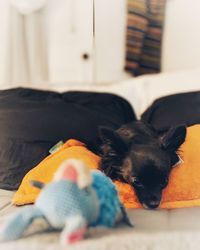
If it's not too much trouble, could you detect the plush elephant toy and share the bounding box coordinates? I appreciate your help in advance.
[0,159,132,246]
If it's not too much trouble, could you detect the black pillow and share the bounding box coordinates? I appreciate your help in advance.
[141,91,200,131]
[0,88,136,190]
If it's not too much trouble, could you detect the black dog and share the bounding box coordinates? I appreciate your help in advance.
[98,121,186,209]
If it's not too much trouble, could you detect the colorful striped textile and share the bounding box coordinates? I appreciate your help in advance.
[125,0,166,76]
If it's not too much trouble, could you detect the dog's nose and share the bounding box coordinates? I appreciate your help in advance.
[146,201,160,209]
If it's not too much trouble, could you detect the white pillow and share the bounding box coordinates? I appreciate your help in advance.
[138,68,200,116]
[104,68,200,118]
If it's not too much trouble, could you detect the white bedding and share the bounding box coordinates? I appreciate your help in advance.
[1,69,200,249]
[39,67,200,118]
[1,191,200,250]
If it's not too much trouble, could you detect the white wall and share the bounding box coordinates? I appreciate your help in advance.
[95,0,200,77]
[47,0,200,83]
[1,0,200,87]
[95,0,128,83]
[0,0,129,86]
[162,0,200,72]
[0,0,95,86]
[0,1,10,86]
[45,0,94,84]
[47,0,128,84]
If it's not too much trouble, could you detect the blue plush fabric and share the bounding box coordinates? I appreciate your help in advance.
[35,180,100,228]
[91,171,122,227]
[0,206,43,241]
[0,170,125,243]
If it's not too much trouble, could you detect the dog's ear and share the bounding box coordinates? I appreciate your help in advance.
[99,127,127,156]
[160,125,186,151]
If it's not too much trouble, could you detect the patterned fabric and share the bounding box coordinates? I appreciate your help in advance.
[125,0,166,76]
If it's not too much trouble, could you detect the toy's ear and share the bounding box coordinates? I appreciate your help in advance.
[54,159,92,189]
[60,164,78,182]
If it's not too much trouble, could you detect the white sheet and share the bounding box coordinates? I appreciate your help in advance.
[1,201,200,250]
[99,68,200,117]
[0,190,14,214]
[40,68,200,118]
[1,68,200,118]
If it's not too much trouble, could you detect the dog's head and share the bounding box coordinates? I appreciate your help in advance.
[99,122,186,209]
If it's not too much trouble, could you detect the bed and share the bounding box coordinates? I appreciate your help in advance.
[1,68,200,250]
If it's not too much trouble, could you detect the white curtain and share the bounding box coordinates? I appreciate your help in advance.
[5,0,48,86]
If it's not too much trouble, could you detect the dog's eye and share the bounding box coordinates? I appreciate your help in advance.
[131,177,143,187]
[160,178,168,188]
[131,176,137,184]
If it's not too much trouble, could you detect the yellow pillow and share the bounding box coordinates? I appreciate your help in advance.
[13,139,100,205]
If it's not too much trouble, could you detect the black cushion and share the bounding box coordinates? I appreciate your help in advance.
[141,91,200,131]
[0,88,136,190]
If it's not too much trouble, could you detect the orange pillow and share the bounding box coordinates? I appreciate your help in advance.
[13,139,100,205]
[13,125,200,209]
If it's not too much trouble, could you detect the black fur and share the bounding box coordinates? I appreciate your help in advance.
[98,121,186,209]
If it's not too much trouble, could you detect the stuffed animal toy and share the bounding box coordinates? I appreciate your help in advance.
[0,159,132,246]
